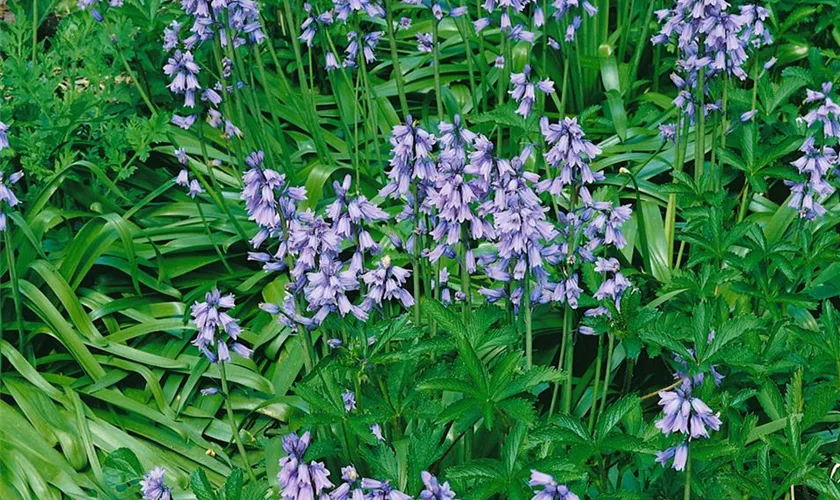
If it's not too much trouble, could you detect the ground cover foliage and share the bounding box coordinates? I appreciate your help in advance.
[1,0,840,498]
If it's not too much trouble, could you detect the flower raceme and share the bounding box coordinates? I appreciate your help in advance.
[529,470,580,500]
[190,288,252,363]
[140,467,172,500]
[654,380,722,471]
[277,432,460,500]
[278,432,334,500]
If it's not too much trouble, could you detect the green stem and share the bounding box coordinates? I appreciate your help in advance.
[412,184,422,326]
[31,0,37,63]
[4,230,24,351]
[587,334,604,433]
[548,305,571,417]
[106,21,157,116]
[693,67,706,185]
[280,0,331,165]
[461,232,471,325]
[523,272,533,369]
[561,305,574,413]
[596,334,615,424]
[737,181,750,222]
[194,200,234,275]
[628,0,656,101]
[432,16,444,119]
[385,0,410,117]
[718,74,729,191]
[683,443,692,500]
[252,48,287,161]
[219,363,257,482]
[560,55,570,117]
[454,12,478,110]
[666,116,688,268]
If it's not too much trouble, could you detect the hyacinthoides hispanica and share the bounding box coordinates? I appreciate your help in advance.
[652,1,775,268]
[0,163,24,352]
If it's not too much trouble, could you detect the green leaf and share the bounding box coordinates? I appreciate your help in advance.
[595,395,640,441]
[102,448,144,492]
[223,468,244,500]
[191,469,218,500]
[424,298,467,336]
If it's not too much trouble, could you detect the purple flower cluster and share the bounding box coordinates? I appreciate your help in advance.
[331,465,366,500]
[509,65,555,118]
[277,432,462,500]
[327,175,388,272]
[140,467,172,500]
[529,470,579,500]
[550,0,597,41]
[538,117,603,197]
[278,432,334,500]
[77,0,121,22]
[787,83,840,219]
[652,1,773,126]
[300,3,335,47]
[361,256,415,311]
[381,116,438,199]
[161,0,261,138]
[173,148,205,198]
[190,288,252,363]
[362,478,413,500]
[0,170,23,233]
[654,379,722,471]
[246,162,414,331]
[420,471,456,500]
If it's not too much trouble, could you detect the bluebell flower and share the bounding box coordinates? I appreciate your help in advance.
[171,114,196,129]
[370,424,385,442]
[417,32,434,53]
[786,179,833,220]
[278,432,334,500]
[593,257,631,307]
[656,442,689,471]
[300,5,335,47]
[342,391,356,412]
[361,256,415,311]
[655,385,721,438]
[538,117,603,196]
[331,465,365,500]
[380,116,437,199]
[190,288,250,363]
[242,160,307,232]
[508,24,536,43]
[450,6,467,17]
[163,21,181,51]
[529,470,579,500]
[334,0,384,21]
[289,210,342,280]
[509,65,554,118]
[659,123,677,142]
[0,170,23,232]
[420,471,456,499]
[736,4,772,48]
[474,17,491,32]
[305,256,368,322]
[361,478,412,500]
[326,174,388,259]
[164,50,201,107]
[803,86,840,139]
[140,467,172,500]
